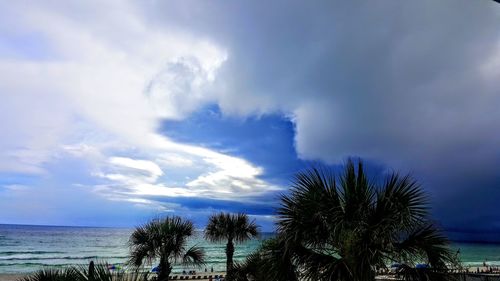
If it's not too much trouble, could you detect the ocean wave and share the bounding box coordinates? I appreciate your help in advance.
[463,261,500,266]
[0,262,75,267]
[0,262,127,267]
[0,251,65,255]
[0,255,129,261]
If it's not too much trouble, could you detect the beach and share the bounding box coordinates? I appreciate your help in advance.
[0,272,230,281]
[4,268,500,281]
[0,274,22,281]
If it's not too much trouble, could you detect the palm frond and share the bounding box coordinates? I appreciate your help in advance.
[19,267,81,281]
[277,167,343,248]
[233,213,259,243]
[128,216,202,279]
[233,237,298,281]
[182,245,205,267]
[375,173,428,230]
[292,243,349,281]
[275,158,453,281]
[395,224,453,268]
[204,212,229,242]
[339,159,375,222]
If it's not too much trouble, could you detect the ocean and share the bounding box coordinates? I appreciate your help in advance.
[1,224,499,274]
[0,224,272,274]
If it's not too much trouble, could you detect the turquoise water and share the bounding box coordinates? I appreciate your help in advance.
[1,224,500,274]
[0,224,271,274]
[453,243,500,267]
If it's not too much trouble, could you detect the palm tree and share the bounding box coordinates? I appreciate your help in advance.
[129,216,204,281]
[20,268,81,281]
[204,213,259,280]
[233,236,298,281]
[20,261,150,281]
[275,159,454,281]
[76,261,150,281]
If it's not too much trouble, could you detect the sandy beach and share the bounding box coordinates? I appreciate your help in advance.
[0,274,23,281]
[0,272,228,281]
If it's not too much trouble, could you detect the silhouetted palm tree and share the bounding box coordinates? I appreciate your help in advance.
[275,159,454,281]
[204,213,259,280]
[20,268,81,281]
[233,236,298,281]
[129,216,204,281]
[76,262,150,281]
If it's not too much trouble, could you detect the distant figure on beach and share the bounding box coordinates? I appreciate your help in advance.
[211,266,213,272]
[205,267,207,272]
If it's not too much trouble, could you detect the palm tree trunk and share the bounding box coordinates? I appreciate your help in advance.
[226,239,235,278]
[158,257,172,281]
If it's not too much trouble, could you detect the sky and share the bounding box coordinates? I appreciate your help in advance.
[0,0,499,233]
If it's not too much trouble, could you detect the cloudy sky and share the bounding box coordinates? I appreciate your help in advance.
[0,0,499,232]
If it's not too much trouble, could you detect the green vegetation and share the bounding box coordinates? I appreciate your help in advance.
[238,159,454,281]
[129,216,204,281]
[204,213,259,280]
[19,262,149,281]
[232,236,297,281]
[19,268,81,281]
[19,159,456,281]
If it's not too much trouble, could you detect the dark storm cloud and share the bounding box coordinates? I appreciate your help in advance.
[139,0,500,230]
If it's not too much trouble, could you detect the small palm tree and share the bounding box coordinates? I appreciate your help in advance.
[76,261,150,281]
[204,213,259,280]
[276,159,454,281]
[129,216,204,281]
[20,268,81,281]
[20,262,150,281]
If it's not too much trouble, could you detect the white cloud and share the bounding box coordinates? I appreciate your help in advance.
[3,0,499,229]
[125,0,500,226]
[109,157,163,182]
[0,0,278,212]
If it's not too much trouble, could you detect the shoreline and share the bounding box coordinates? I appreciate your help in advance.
[2,267,500,281]
[0,271,228,281]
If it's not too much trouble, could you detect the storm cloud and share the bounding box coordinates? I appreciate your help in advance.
[141,0,500,229]
[0,0,499,230]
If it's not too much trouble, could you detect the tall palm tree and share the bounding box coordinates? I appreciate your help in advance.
[129,216,204,281]
[204,213,259,280]
[276,159,454,281]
